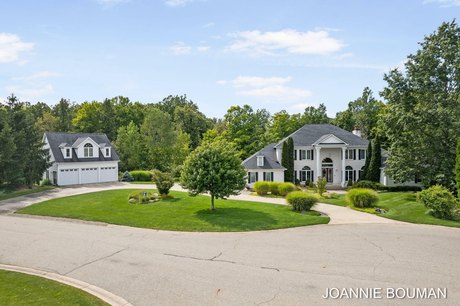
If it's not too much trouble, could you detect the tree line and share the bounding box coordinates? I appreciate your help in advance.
[1,20,459,193]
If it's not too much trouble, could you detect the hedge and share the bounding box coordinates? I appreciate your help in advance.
[346,188,379,208]
[254,181,271,195]
[286,191,319,211]
[129,170,153,182]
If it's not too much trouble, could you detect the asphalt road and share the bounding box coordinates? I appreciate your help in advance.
[0,214,459,305]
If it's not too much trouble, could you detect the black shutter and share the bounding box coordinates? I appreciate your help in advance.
[255,172,258,182]
[312,171,314,182]
[354,149,357,160]
[294,150,297,160]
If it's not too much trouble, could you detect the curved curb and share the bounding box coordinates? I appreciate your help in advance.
[0,264,132,306]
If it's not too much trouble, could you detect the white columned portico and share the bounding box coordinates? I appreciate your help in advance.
[341,146,347,187]
[315,146,321,182]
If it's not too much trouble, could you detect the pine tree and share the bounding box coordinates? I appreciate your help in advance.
[367,137,382,182]
[362,140,372,180]
[455,137,460,196]
[281,137,295,183]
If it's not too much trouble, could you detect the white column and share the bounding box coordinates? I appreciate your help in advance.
[341,147,347,187]
[315,146,321,182]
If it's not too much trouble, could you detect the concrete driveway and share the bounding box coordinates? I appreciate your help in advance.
[0,182,396,225]
[0,215,459,305]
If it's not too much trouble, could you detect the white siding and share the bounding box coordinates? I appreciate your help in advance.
[55,161,118,186]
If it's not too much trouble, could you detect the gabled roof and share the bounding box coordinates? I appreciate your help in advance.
[242,143,286,170]
[44,132,120,163]
[274,124,368,148]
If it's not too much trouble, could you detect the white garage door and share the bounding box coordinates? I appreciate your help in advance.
[100,166,117,183]
[81,167,98,184]
[58,168,79,186]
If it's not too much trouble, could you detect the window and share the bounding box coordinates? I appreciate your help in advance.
[65,148,71,158]
[306,149,314,160]
[358,149,366,160]
[345,149,356,160]
[248,172,258,183]
[345,166,355,182]
[299,150,306,160]
[256,156,264,167]
[359,166,365,180]
[84,143,93,157]
[300,166,313,182]
[263,172,274,182]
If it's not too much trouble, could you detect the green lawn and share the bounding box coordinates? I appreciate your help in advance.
[128,181,154,184]
[321,192,460,228]
[17,189,329,232]
[0,269,107,306]
[0,186,55,202]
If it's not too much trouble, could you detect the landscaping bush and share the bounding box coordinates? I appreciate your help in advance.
[379,185,422,192]
[129,170,153,182]
[40,179,52,186]
[254,181,270,195]
[322,192,339,199]
[316,176,327,196]
[352,180,379,190]
[346,188,379,208]
[269,182,281,195]
[417,185,458,219]
[278,182,297,196]
[128,190,159,204]
[152,170,174,195]
[121,171,134,182]
[286,191,319,212]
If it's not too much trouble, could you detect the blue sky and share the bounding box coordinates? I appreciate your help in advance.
[0,0,458,118]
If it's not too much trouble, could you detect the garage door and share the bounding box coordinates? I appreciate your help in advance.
[81,167,98,184]
[100,166,117,183]
[58,168,79,186]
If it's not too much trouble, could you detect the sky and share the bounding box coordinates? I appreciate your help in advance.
[0,0,459,118]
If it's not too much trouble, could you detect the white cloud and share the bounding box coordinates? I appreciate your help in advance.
[12,71,60,81]
[164,0,205,7]
[170,42,192,55]
[0,33,34,64]
[203,22,215,28]
[217,76,311,101]
[5,84,54,100]
[227,29,345,56]
[424,0,460,7]
[197,46,210,52]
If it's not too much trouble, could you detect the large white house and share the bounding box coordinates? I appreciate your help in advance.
[243,124,417,188]
[43,132,119,186]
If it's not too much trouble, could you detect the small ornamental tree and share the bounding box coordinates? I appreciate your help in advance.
[180,140,246,210]
[282,137,294,183]
[316,176,327,196]
[152,170,174,195]
[367,137,381,182]
[362,140,372,180]
[455,137,460,196]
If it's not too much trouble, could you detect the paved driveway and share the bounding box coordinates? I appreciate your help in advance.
[0,215,459,305]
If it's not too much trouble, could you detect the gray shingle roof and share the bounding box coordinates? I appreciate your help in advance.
[242,143,286,170]
[274,124,368,148]
[45,132,120,163]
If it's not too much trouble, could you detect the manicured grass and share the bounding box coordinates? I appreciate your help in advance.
[0,186,55,202]
[128,181,154,185]
[17,189,329,232]
[0,269,107,306]
[321,192,460,228]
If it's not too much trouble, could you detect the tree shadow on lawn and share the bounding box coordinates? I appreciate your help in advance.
[195,207,278,230]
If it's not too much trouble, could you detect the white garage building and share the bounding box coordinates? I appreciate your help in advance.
[43,132,120,186]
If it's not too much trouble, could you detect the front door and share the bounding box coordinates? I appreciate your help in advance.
[322,167,333,183]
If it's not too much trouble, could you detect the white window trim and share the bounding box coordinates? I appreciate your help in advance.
[256,156,264,167]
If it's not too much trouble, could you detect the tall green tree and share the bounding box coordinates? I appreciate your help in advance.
[367,137,381,182]
[223,105,270,159]
[72,101,103,133]
[302,103,330,124]
[156,95,197,121]
[380,20,460,186]
[174,104,212,149]
[265,111,303,142]
[281,137,294,182]
[361,140,372,180]
[52,98,74,132]
[180,140,246,210]
[115,122,146,171]
[0,109,16,184]
[455,137,460,195]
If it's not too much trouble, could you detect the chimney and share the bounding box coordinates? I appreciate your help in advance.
[352,127,362,138]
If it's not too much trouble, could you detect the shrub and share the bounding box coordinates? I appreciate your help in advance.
[129,170,153,182]
[379,185,422,192]
[40,179,52,186]
[352,180,379,190]
[316,176,327,196]
[254,181,270,195]
[286,191,319,212]
[269,182,280,195]
[128,190,159,204]
[152,170,174,195]
[417,185,458,219]
[322,192,339,199]
[121,171,134,182]
[278,182,297,196]
[346,188,379,208]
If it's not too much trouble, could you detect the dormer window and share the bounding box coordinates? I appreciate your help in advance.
[84,143,94,157]
[105,148,110,157]
[257,156,264,167]
[65,148,71,158]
